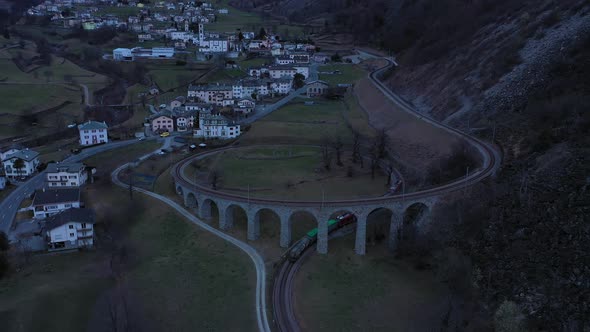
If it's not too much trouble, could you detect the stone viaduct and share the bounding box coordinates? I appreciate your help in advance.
[173,168,438,255]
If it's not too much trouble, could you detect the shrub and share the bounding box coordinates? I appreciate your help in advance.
[494,301,526,332]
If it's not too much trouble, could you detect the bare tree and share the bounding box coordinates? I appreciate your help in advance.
[140,94,147,110]
[376,128,388,159]
[320,136,332,171]
[209,169,221,190]
[43,69,53,82]
[127,165,135,199]
[351,129,361,164]
[384,157,396,186]
[332,135,343,166]
[369,142,379,179]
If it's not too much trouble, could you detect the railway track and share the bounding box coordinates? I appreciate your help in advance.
[170,57,502,332]
[272,254,309,332]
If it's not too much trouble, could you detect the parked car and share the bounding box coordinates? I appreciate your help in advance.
[160,132,170,137]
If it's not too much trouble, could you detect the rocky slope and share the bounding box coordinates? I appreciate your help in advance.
[235,0,590,330]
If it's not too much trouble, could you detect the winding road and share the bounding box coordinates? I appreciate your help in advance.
[110,144,272,332]
[0,139,153,235]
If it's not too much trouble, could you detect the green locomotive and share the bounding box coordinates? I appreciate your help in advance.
[287,213,357,262]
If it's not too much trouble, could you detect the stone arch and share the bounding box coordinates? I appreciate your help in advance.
[185,192,198,208]
[223,204,247,231]
[401,202,431,253]
[252,208,283,246]
[199,198,219,223]
[365,207,397,254]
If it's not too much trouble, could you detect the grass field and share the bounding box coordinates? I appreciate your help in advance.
[0,84,79,115]
[294,235,450,332]
[238,57,271,69]
[242,96,374,146]
[0,52,109,140]
[0,141,257,332]
[207,0,305,37]
[0,253,113,332]
[147,64,212,91]
[85,142,256,331]
[186,145,388,200]
[318,64,366,85]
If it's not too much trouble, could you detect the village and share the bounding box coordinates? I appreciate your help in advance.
[0,0,350,254]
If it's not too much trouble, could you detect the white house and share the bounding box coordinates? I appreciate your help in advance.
[2,149,40,180]
[46,162,88,187]
[78,121,109,146]
[232,80,270,99]
[0,144,23,161]
[276,55,295,65]
[113,48,134,61]
[271,78,293,95]
[234,98,256,114]
[44,208,95,250]
[33,188,81,219]
[194,111,241,139]
[199,37,229,53]
[306,80,330,97]
[152,47,175,58]
[268,65,297,79]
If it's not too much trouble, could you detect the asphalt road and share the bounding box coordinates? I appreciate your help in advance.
[110,145,272,332]
[240,63,319,125]
[0,139,152,235]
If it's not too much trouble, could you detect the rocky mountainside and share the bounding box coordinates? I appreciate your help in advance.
[235,0,590,330]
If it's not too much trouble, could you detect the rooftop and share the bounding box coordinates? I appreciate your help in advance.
[5,149,39,162]
[78,121,108,131]
[46,162,85,174]
[44,208,96,231]
[33,188,80,206]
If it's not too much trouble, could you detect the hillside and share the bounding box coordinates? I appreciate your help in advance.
[235,0,590,330]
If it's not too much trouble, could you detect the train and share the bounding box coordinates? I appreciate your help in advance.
[286,213,357,262]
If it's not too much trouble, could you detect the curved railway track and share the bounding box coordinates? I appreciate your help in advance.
[170,57,502,332]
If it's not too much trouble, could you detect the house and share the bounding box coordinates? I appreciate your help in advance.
[33,188,81,219]
[152,47,175,58]
[113,48,134,61]
[313,53,330,63]
[293,65,310,79]
[170,96,186,109]
[188,84,233,105]
[46,162,88,187]
[78,121,109,146]
[199,37,230,53]
[0,144,24,161]
[270,78,293,95]
[306,80,330,97]
[194,111,241,139]
[2,149,40,180]
[234,98,256,114]
[172,108,197,132]
[0,176,6,190]
[276,55,295,65]
[44,208,95,250]
[138,33,153,42]
[150,112,174,133]
[185,102,213,112]
[232,79,269,99]
[268,65,297,79]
